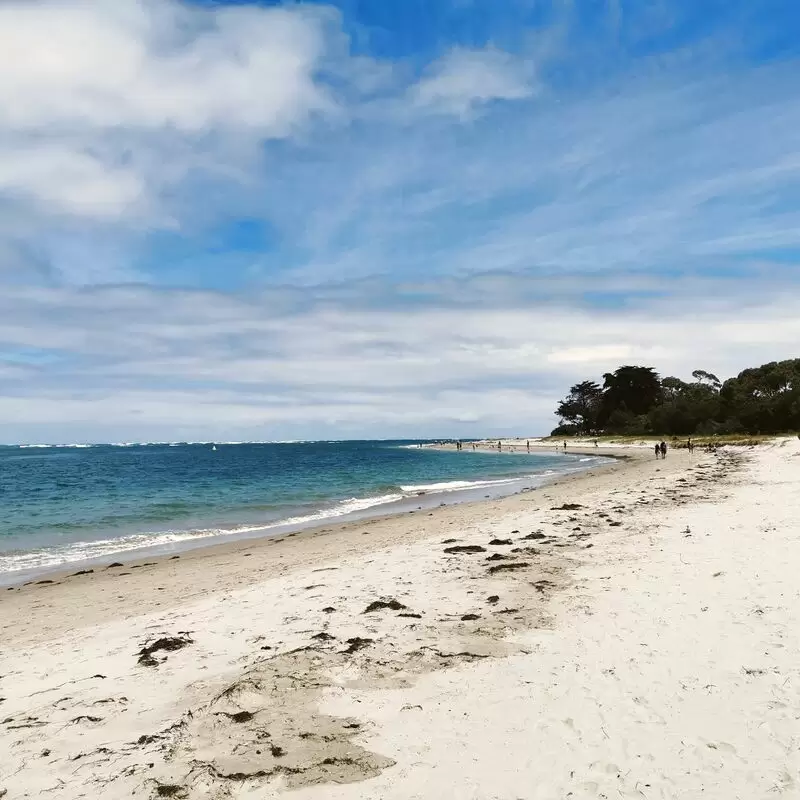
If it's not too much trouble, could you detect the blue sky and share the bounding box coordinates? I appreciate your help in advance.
[1,0,799,443]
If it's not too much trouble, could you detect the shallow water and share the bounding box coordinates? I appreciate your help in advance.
[0,440,608,578]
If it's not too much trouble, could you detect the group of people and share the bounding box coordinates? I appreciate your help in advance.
[453,439,535,452]
[453,436,717,459]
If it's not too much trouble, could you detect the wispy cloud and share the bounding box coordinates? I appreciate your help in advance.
[409,46,535,116]
[2,273,798,441]
[0,0,342,284]
[266,57,800,286]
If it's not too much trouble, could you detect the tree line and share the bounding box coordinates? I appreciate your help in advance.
[552,359,800,436]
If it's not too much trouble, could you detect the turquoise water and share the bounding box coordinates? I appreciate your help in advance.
[0,440,607,580]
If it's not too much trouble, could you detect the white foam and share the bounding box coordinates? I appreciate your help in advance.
[400,477,524,494]
[17,443,95,449]
[0,493,405,574]
[12,439,402,449]
[272,493,404,527]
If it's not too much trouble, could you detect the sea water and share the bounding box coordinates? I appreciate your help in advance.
[0,440,608,582]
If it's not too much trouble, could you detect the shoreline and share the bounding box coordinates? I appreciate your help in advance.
[1,447,616,589]
[1,445,643,640]
[4,440,795,798]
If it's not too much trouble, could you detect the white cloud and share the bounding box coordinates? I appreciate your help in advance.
[0,0,332,132]
[1,278,798,442]
[546,345,636,365]
[0,145,145,217]
[410,47,534,116]
[0,0,338,224]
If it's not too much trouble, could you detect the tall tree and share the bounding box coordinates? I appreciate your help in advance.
[556,380,603,433]
[552,359,799,436]
[720,359,800,433]
[601,366,662,417]
[661,376,689,401]
[691,369,721,389]
[651,375,721,435]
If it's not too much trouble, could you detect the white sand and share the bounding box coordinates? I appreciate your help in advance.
[1,439,798,798]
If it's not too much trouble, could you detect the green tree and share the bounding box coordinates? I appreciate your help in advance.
[691,369,721,388]
[721,359,800,433]
[553,359,799,437]
[661,376,689,401]
[649,375,721,435]
[601,366,662,420]
[556,380,603,434]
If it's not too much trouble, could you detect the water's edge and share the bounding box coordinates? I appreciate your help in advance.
[0,452,613,587]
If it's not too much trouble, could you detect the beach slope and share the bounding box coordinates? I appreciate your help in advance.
[1,439,798,798]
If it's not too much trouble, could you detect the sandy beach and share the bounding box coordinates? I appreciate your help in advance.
[2,439,798,798]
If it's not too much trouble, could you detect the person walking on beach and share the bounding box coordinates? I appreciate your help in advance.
[660,441,667,459]
[655,443,661,459]
[526,440,530,452]
[498,440,502,451]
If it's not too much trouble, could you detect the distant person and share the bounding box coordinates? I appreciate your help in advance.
[660,441,667,458]
[655,443,660,459]
[498,440,502,451]
[563,441,567,451]
[526,440,530,452]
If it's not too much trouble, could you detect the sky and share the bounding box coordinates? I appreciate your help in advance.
[2,0,800,443]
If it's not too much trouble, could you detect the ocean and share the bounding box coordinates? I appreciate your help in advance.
[0,440,608,582]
